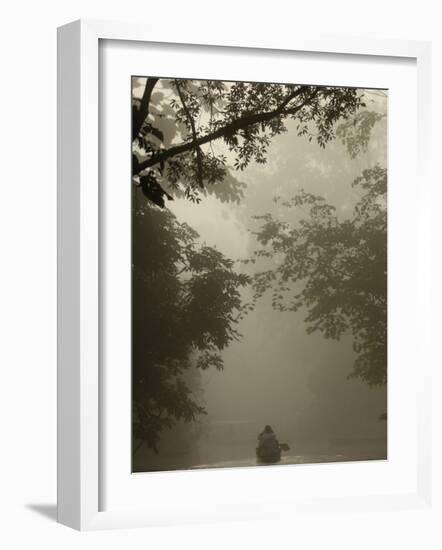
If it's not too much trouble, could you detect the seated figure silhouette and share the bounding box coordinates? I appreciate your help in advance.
[257,425,281,463]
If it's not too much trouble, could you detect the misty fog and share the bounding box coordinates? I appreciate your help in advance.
[132,79,387,472]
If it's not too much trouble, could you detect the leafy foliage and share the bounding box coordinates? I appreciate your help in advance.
[133,200,250,451]
[251,166,387,386]
[132,78,366,205]
[336,110,386,159]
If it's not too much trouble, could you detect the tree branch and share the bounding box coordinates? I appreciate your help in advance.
[175,81,204,188]
[132,77,159,140]
[135,86,317,174]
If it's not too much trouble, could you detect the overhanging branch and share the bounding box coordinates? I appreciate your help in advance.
[135,86,318,175]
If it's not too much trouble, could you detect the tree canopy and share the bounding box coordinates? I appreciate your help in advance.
[251,165,387,386]
[132,79,366,206]
[132,201,250,451]
[132,78,387,455]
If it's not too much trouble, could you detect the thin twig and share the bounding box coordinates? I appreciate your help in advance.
[175,81,204,188]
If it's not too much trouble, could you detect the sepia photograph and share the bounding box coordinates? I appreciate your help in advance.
[131,77,387,473]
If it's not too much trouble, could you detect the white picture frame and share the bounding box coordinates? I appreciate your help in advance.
[57,19,432,531]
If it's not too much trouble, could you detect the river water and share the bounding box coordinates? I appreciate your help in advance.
[133,439,387,473]
[190,452,384,470]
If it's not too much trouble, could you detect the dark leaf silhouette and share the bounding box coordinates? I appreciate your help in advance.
[139,173,173,208]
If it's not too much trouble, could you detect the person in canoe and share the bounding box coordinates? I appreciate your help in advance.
[257,425,281,463]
